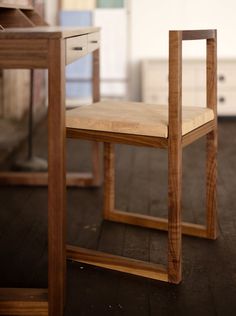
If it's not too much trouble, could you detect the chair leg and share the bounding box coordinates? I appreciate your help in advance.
[168,142,182,284]
[206,129,217,239]
[91,141,101,186]
[103,142,115,219]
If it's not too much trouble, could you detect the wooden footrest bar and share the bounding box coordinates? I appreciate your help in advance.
[0,288,48,315]
[0,172,97,187]
[66,245,168,282]
[107,209,209,238]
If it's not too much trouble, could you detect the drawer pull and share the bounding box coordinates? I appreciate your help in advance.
[218,74,225,82]
[219,96,225,103]
[72,46,85,51]
[90,40,98,44]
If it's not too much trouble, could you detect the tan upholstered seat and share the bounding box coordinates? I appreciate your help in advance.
[66,101,214,138]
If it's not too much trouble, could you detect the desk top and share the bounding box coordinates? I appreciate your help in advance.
[0,26,100,39]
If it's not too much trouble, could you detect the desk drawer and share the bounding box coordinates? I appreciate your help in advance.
[88,32,100,53]
[66,35,88,64]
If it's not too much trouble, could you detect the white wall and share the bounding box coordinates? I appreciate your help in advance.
[130,0,236,100]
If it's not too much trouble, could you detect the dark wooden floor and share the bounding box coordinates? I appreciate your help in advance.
[0,118,236,315]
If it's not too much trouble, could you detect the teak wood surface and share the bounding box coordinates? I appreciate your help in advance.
[0,4,101,316]
[66,29,217,286]
[0,288,48,315]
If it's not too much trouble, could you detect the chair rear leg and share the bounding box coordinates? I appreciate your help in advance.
[168,143,182,284]
[92,141,101,186]
[206,129,217,239]
[103,142,115,219]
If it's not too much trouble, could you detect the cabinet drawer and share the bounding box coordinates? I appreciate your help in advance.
[142,60,201,90]
[88,32,100,53]
[217,90,236,115]
[66,35,88,64]
[218,62,236,88]
[218,90,236,108]
[143,89,206,107]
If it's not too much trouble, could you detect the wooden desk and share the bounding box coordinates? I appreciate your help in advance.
[0,26,100,316]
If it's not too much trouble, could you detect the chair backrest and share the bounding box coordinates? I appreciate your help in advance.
[168,29,217,142]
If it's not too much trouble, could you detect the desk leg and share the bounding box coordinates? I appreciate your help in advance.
[48,39,66,316]
[91,49,101,186]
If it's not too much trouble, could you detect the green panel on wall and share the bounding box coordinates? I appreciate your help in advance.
[97,0,124,8]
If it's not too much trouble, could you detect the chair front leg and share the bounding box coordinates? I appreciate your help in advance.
[206,129,217,239]
[103,142,115,219]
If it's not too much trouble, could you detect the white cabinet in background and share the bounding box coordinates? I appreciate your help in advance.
[142,59,236,116]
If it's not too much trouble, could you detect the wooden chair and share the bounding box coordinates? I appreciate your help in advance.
[66,30,217,284]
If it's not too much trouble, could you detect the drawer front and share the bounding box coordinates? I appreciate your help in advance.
[143,88,207,107]
[218,90,236,108]
[66,35,88,64]
[88,32,100,53]
[189,90,236,115]
[218,62,236,89]
[142,60,202,90]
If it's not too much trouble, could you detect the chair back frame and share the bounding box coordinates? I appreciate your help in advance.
[168,29,217,138]
[167,29,217,283]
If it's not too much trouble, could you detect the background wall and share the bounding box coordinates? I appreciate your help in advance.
[130,0,236,100]
[45,0,236,101]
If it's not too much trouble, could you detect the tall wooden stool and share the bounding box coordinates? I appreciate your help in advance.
[66,30,217,284]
